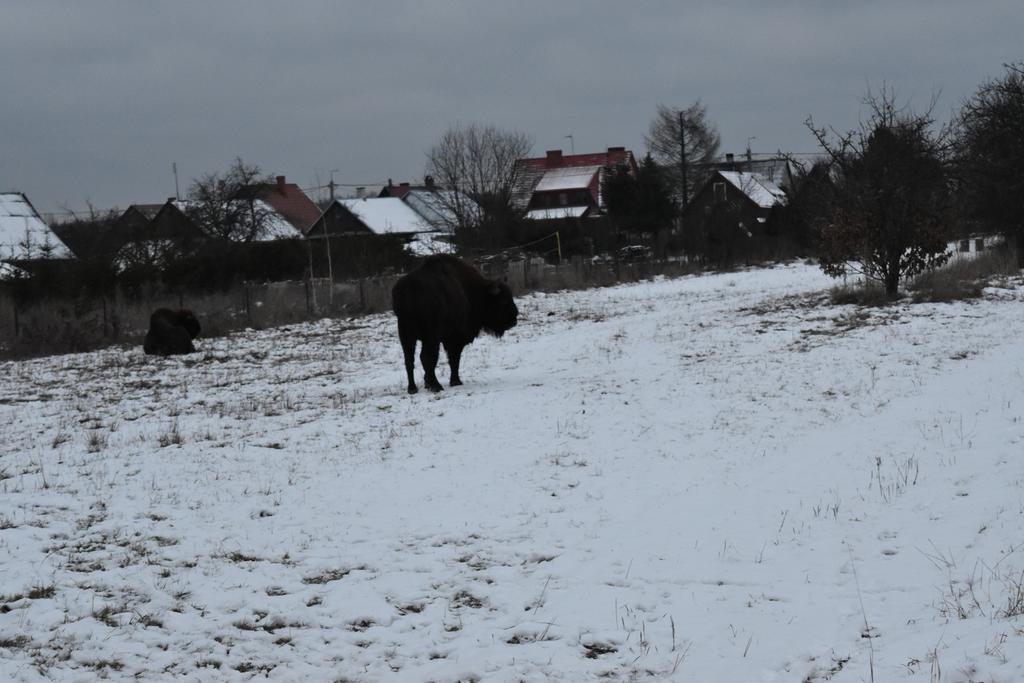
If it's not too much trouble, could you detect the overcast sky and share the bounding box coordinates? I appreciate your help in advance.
[2,1,1021,217]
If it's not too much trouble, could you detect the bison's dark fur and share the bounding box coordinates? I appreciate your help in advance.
[392,255,518,393]
[143,308,201,356]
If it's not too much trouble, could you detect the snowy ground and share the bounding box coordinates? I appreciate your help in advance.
[2,262,1024,682]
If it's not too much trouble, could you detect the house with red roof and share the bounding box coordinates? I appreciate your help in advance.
[234,175,321,238]
[513,147,638,220]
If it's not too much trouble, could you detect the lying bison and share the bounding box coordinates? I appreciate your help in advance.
[143,308,201,356]
[392,255,518,393]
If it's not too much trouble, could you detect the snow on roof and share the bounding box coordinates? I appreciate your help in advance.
[718,172,787,208]
[526,206,590,220]
[402,189,480,233]
[254,200,304,240]
[0,192,74,260]
[534,166,601,193]
[339,197,433,235]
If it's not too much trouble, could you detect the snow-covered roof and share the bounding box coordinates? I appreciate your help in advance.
[402,189,480,233]
[718,172,787,208]
[526,206,590,220]
[534,166,601,193]
[0,192,74,260]
[253,199,304,240]
[339,197,433,235]
[166,198,302,241]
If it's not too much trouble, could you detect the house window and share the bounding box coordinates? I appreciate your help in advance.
[959,239,970,252]
[975,238,985,252]
[714,182,727,202]
[559,192,568,206]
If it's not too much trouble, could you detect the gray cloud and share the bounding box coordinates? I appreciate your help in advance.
[1,0,1020,216]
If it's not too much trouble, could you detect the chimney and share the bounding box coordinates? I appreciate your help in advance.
[546,149,563,166]
[356,187,366,198]
[607,146,625,154]
[424,175,435,189]
[276,175,286,192]
[725,153,735,168]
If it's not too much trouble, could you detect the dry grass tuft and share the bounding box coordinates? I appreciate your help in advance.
[910,246,1019,303]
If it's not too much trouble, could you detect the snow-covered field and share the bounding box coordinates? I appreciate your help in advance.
[3,262,1024,682]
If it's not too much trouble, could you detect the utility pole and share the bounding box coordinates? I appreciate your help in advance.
[328,169,340,201]
[678,111,689,210]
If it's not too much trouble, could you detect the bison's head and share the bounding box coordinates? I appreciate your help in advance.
[178,310,201,340]
[481,281,518,337]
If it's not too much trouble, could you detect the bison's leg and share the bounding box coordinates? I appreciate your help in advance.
[420,336,444,392]
[398,322,419,394]
[444,341,464,387]
[166,327,193,355]
[143,332,159,355]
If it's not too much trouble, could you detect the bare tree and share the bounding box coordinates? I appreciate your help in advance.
[807,88,953,298]
[956,62,1024,267]
[187,158,276,242]
[644,101,721,204]
[425,123,533,245]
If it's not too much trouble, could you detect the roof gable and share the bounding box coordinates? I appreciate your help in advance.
[335,198,433,235]
[0,192,74,260]
[236,177,320,233]
[513,147,636,210]
[717,171,787,208]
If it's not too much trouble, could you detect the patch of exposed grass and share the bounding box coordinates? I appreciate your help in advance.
[583,641,618,658]
[27,585,55,600]
[157,420,184,448]
[233,615,304,633]
[86,431,109,453]
[347,618,375,632]
[451,590,485,609]
[86,659,125,673]
[828,282,894,307]
[302,566,366,584]
[223,551,262,563]
[93,604,127,627]
[0,635,31,649]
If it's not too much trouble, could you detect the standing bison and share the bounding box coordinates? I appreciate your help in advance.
[392,255,518,393]
[143,308,201,356]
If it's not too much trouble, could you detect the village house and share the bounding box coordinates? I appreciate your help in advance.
[233,175,322,239]
[513,147,638,220]
[0,192,74,274]
[681,170,788,265]
[308,196,451,256]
